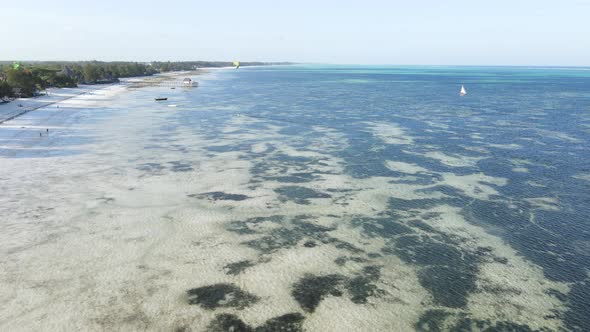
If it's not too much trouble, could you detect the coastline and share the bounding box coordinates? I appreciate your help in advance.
[0,70,211,125]
[0,85,117,124]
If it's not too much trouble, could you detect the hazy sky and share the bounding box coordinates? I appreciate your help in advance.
[2,0,589,65]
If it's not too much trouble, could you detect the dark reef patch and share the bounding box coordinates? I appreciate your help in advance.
[346,265,382,304]
[352,217,413,238]
[244,228,304,252]
[274,186,331,204]
[415,309,452,332]
[394,240,464,266]
[137,163,165,173]
[207,314,250,332]
[257,313,305,332]
[334,256,368,266]
[452,317,539,332]
[292,274,345,312]
[415,310,541,332]
[367,252,382,259]
[168,161,193,172]
[187,283,258,310]
[226,216,284,235]
[223,260,256,275]
[565,281,590,332]
[207,313,305,332]
[418,265,477,308]
[270,172,317,183]
[191,191,250,201]
[464,200,590,283]
[229,215,360,256]
[360,211,483,310]
[303,241,316,248]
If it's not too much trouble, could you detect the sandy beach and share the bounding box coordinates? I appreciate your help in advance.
[0,85,116,124]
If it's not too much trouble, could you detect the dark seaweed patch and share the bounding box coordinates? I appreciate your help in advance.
[352,217,413,238]
[545,288,567,302]
[192,191,250,201]
[415,309,452,332]
[346,265,382,304]
[270,172,317,183]
[452,317,538,332]
[244,228,303,252]
[416,309,541,332]
[376,222,481,309]
[292,274,345,312]
[207,314,250,332]
[394,240,464,266]
[417,266,477,308]
[137,163,165,173]
[321,237,364,254]
[225,216,285,235]
[565,281,590,332]
[334,256,368,266]
[465,200,590,283]
[207,313,305,332]
[234,215,358,255]
[388,234,478,304]
[256,313,305,332]
[303,241,316,248]
[224,260,256,275]
[274,186,331,205]
[168,161,193,172]
[187,283,258,310]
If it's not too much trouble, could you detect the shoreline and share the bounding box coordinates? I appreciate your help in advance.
[0,84,119,125]
[0,70,210,125]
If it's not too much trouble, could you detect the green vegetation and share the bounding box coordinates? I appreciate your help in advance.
[0,60,289,99]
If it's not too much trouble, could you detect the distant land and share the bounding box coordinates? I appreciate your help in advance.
[0,61,293,99]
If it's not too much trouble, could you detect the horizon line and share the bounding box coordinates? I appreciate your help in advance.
[1,60,589,68]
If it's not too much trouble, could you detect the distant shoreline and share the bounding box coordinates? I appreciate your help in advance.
[0,70,203,124]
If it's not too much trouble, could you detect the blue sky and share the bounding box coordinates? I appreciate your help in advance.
[2,0,589,65]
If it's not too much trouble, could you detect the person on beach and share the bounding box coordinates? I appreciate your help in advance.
[46,129,49,134]
[39,132,42,137]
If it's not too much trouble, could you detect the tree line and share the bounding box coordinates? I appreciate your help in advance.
[0,61,288,99]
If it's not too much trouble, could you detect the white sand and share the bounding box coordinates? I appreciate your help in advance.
[385,161,430,174]
[573,173,590,182]
[0,85,115,124]
[364,121,414,145]
[422,151,487,168]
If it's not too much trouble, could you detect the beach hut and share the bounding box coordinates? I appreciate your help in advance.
[183,78,192,86]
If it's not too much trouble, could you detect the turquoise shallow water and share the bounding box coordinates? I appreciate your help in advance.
[1,65,590,331]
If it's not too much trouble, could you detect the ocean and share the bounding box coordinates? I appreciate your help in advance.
[1,65,589,331]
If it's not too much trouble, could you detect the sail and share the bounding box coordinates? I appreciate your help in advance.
[460,85,467,96]
[233,61,240,69]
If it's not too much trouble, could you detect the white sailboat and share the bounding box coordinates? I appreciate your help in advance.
[460,85,467,96]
